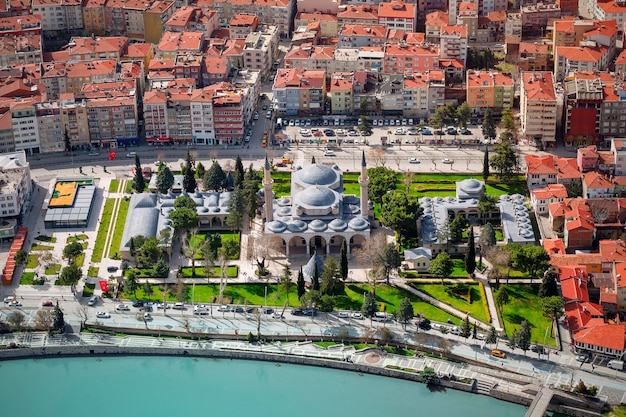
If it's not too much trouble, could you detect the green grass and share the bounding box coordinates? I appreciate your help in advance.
[26,254,39,268]
[31,244,54,251]
[75,252,85,268]
[45,263,61,275]
[499,284,555,346]
[343,182,360,196]
[411,283,489,323]
[108,197,130,259]
[92,198,115,263]
[67,234,88,243]
[181,265,238,278]
[451,257,470,278]
[88,266,99,277]
[335,284,462,325]
[20,272,35,284]
[35,235,56,243]
[82,283,95,297]
[124,180,133,194]
[607,405,626,417]
[109,179,119,193]
[189,231,241,260]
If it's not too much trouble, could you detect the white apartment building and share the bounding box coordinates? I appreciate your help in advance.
[32,0,83,32]
[0,150,32,219]
[520,71,557,148]
[10,101,40,155]
[190,88,216,146]
[243,26,279,77]
[402,70,446,118]
[35,102,65,154]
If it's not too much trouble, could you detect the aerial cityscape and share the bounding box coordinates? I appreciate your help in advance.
[0,0,626,414]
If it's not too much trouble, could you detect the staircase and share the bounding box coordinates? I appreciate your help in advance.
[475,379,495,395]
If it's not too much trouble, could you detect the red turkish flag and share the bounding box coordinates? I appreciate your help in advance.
[109,151,116,160]
[99,280,109,293]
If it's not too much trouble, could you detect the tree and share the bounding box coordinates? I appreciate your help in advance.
[299,289,321,308]
[541,296,564,336]
[456,102,471,127]
[14,249,27,266]
[201,241,215,283]
[133,154,145,193]
[7,311,25,331]
[539,270,559,298]
[479,223,496,248]
[53,301,65,332]
[297,268,305,299]
[183,149,196,192]
[396,297,414,329]
[514,320,531,352]
[63,241,83,263]
[129,237,137,258]
[489,142,519,179]
[169,207,198,231]
[449,216,468,242]
[380,190,422,245]
[175,276,187,302]
[234,155,245,189]
[196,162,206,178]
[225,187,245,231]
[243,166,260,220]
[482,145,490,181]
[377,243,402,284]
[340,240,348,281]
[511,245,550,278]
[125,270,139,297]
[312,262,320,291]
[500,108,517,143]
[34,309,54,333]
[429,252,454,284]
[174,195,197,209]
[318,294,335,316]
[320,257,344,296]
[143,281,154,298]
[137,238,161,267]
[203,161,227,191]
[59,264,81,285]
[495,286,509,308]
[482,108,496,143]
[465,227,476,275]
[477,194,498,223]
[419,367,437,385]
[359,97,369,116]
[156,164,174,194]
[279,264,293,306]
[361,292,378,322]
[461,315,471,339]
[367,166,397,204]
[63,129,71,153]
[358,116,373,136]
[154,258,169,278]
[418,318,432,331]
[486,326,498,345]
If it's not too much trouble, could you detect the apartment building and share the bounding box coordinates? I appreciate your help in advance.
[294,12,338,37]
[143,0,176,44]
[425,11,449,43]
[189,87,215,145]
[402,70,445,118]
[465,70,514,112]
[82,0,107,36]
[163,6,215,37]
[243,26,279,76]
[173,54,203,87]
[229,14,259,39]
[378,1,417,31]
[67,36,128,61]
[505,11,522,44]
[0,35,42,66]
[0,150,31,220]
[210,84,246,145]
[457,1,478,40]
[59,94,89,148]
[32,0,82,33]
[10,100,40,155]
[104,0,149,38]
[212,0,295,38]
[563,73,604,146]
[273,68,326,116]
[521,2,561,28]
[201,56,231,86]
[86,96,138,147]
[338,24,387,48]
[554,45,609,81]
[0,111,15,154]
[337,4,378,27]
[34,102,64,154]
[518,42,552,71]
[439,25,467,64]
[329,72,354,115]
[611,138,626,176]
[383,42,439,74]
[594,0,626,33]
[156,31,204,59]
[520,71,557,148]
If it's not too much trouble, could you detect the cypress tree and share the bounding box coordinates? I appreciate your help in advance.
[340,240,349,280]
[465,227,476,275]
[297,268,305,298]
[483,145,490,181]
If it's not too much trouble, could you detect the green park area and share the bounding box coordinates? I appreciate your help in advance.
[499,284,555,345]
[188,231,241,260]
[92,198,115,263]
[411,283,490,324]
[109,198,130,259]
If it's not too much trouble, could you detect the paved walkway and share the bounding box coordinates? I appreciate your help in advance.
[471,256,503,332]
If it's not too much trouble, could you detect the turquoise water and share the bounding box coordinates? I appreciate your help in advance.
[0,356,526,416]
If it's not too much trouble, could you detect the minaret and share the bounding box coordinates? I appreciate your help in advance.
[263,154,274,222]
[358,151,369,219]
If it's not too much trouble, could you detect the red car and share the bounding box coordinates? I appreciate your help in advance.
[42,300,53,307]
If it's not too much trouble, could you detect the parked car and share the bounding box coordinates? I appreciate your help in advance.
[41,300,53,307]
[351,312,364,320]
[96,311,111,319]
[126,152,136,158]
[3,296,15,303]
[8,300,22,307]
[442,158,453,164]
[324,150,336,156]
[143,312,153,320]
[132,300,144,308]
[88,296,98,306]
[291,308,304,316]
[88,152,100,156]
[460,128,472,135]
[409,157,420,164]
[337,311,349,318]
[576,354,590,362]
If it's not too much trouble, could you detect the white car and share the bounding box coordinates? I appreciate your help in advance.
[324,150,336,156]
[271,312,283,319]
[143,312,153,320]
[409,158,420,164]
[253,113,259,120]
[299,128,311,136]
[3,296,16,303]
[96,311,111,319]
[337,311,349,318]
[115,304,130,312]
[336,129,347,136]
[88,296,98,306]
[8,300,22,307]
[217,305,229,312]
[244,134,251,142]
[394,128,405,135]
[351,312,364,320]
[442,158,453,164]
[126,152,136,158]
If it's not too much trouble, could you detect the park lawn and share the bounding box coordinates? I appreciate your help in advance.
[411,283,490,323]
[343,182,360,196]
[45,263,61,275]
[109,179,119,193]
[451,257,471,278]
[499,284,556,346]
[88,266,99,277]
[124,180,134,194]
[75,252,86,268]
[271,172,291,181]
[20,272,35,284]
[35,235,56,243]
[67,234,88,243]
[190,231,241,260]
[82,283,95,297]
[108,197,130,259]
[335,284,462,325]
[486,182,526,196]
[272,180,291,198]
[181,265,239,278]
[31,244,54,251]
[92,199,114,263]
[26,254,39,268]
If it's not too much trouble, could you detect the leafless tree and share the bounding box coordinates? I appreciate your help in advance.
[217,249,228,305]
[34,309,54,333]
[403,171,414,194]
[7,311,26,331]
[377,327,393,346]
[360,327,377,344]
[438,338,452,357]
[182,229,205,277]
[209,151,218,162]
[368,148,386,167]
[488,247,512,284]
[356,234,387,296]
[590,203,609,224]
[75,304,89,329]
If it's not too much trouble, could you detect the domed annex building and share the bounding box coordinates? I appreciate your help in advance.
[262,153,371,256]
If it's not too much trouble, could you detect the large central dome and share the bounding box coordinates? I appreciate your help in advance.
[298,186,337,207]
[295,164,339,186]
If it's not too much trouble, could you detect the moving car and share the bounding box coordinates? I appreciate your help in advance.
[88,152,99,156]
[442,158,453,164]
[143,312,153,320]
[491,349,506,359]
[351,312,364,320]
[409,157,420,164]
[41,300,53,307]
[324,150,336,156]
[88,296,98,306]
[126,152,136,158]
[253,112,259,120]
[8,300,22,307]
[96,311,111,319]
[116,304,130,312]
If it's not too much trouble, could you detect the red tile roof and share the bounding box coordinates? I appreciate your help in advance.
[573,323,626,351]
[531,183,568,200]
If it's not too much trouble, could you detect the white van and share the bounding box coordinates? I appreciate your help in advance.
[607,360,624,370]
[173,302,185,310]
